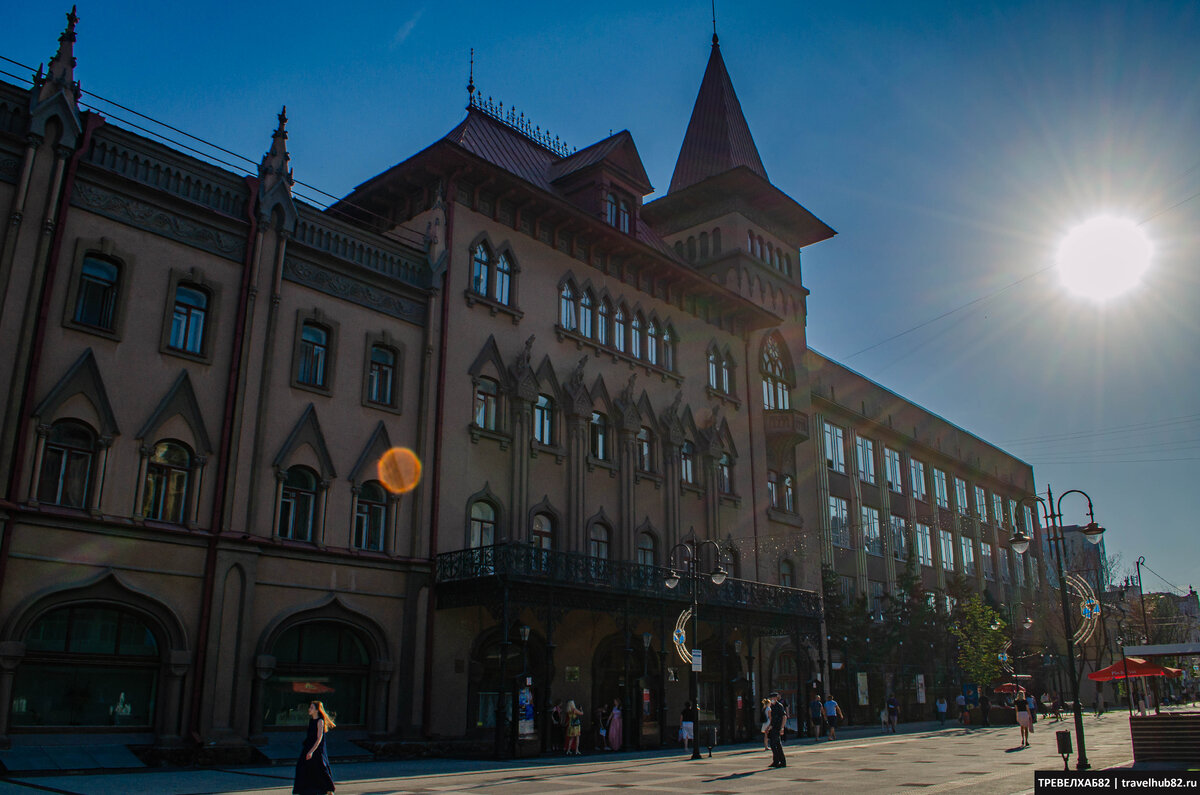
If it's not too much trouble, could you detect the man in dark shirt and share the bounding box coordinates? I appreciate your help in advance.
[767,691,786,768]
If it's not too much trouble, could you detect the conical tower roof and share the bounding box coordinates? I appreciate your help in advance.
[667,38,767,194]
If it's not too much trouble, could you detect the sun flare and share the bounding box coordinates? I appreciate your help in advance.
[1056,216,1152,301]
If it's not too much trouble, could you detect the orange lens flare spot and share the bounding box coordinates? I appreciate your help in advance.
[378,447,422,494]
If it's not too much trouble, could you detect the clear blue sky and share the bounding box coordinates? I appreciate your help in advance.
[5,1,1198,596]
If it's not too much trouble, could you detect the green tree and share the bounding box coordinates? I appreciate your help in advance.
[950,594,1008,688]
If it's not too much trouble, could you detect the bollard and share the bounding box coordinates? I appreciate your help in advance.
[1056,730,1072,771]
[706,725,717,757]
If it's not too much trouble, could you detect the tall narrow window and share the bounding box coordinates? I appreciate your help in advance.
[533,394,554,445]
[470,501,496,547]
[636,532,655,567]
[532,514,553,571]
[589,412,608,460]
[560,283,576,331]
[680,441,696,485]
[961,536,976,576]
[721,356,732,393]
[780,559,795,588]
[168,285,207,354]
[494,253,512,305]
[760,335,791,410]
[717,453,733,494]
[298,324,328,387]
[474,378,499,430]
[856,436,876,484]
[662,326,674,371]
[606,193,618,226]
[472,244,490,296]
[783,474,795,512]
[916,523,933,566]
[933,469,949,508]
[630,313,642,359]
[708,350,719,389]
[824,422,846,473]
[614,306,626,352]
[646,319,658,365]
[939,529,955,571]
[589,524,610,580]
[142,440,191,523]
[367,345,396,406]
[279,467,317,541]
[861,506,882,555]
[74,257,119,330]
[767,470,779,508]
[955,477,969,514]
[890,515,908,561]
[36,420,96,508]
[597,300,609,345]
[354,481,387,551]
[829,496,849,548]
[975,486,988,521]
[579,291,593,338]
[910,459,927,501]
[618,200,630,233]
[636,427,653,472]
[884,448,903,492]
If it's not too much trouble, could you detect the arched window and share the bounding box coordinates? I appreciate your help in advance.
[780,559,795,588]
[619,200,630,234]
[531,513,553,571]
[636,426,653,472]
[472,243,491,296]
[36,420,96,508]
[168,284,207,354]
[614,305,626,352]
[474,378,499,431]
[298,323,329,387]
[756,236,764,259]
[680,441,696,485]
[699,231,709,259]
[267,622,370,726]
[708,349,719,389]
[630,313,642,359]
[579,291,593,338]
[760,335,792,410]
[494,253,512,305]
[589,412,608,460]
[767,470,779,508]
[606,193,618,226]
[662,325,675,371]
[646,319,658,365]
[470,501,496,548]
[560,283,576,331]
[142,440,191,523]
[746,230,754,253]
[783,474,795,512]
[597,299,610,345]
[722,354,734,393]
[354,481,387,551]
[279,467,318,541]
[636,532,655,567]
[533,394,554,445]
[74,256,119,330]
[588,524,610,581]
[15,605,159,728]
[367,345,396,406]
[717,453,734,494]
[767,243,774,265]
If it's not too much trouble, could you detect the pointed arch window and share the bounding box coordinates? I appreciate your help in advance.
[589,411,609,460]
[630,313,642,359]
[597,299,610,345]
[636,426,654,472]
[142,440,191,523]
[646,319,658,366]
[533,394,554,445]
[680,441,696,485]
[588,523,610,581]
[74,257,119,330]
[36,420,96,508]
[717,453,734,495]
[279,466,318,541]
[559,283,576,331]
[708,349,720,389]
[474,378,499,431]
[636,532,655,568]
[662,325,675,371]
[472,243,491,296]
[579,291,593,338]
[168,285,208,354]
[783,474,795,512]
[532,513,553,571]
[494,253,512,305]
[760,335,791,410]
[614,306,626,352]
[470,501,497,548]
[722,355,733,393]
[354,480,387,551]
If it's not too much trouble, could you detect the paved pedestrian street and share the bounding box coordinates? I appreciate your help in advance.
[0,713,1160,795]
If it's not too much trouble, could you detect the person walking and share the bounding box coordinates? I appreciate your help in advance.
[979,694,991,727]
[292,701,336,795]
[767,691,787,768]
[550,700,563,752]
[1014,690,1032,747]
[936,695,948,725]
[760,698,772,751]
[886,694,900,733]
[564,700,583,755]
[823,694,842,741]
[679,701,695,751]
[1026,693,1037,732]
[606,698,623,751]
[956,692,968,725]
[809,692,825,739]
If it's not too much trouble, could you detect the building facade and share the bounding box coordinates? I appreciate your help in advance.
[0,12,1041,759]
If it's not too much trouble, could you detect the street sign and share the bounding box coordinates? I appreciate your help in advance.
[692,649,702,672]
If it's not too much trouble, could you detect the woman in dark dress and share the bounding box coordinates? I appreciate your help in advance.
[293,700,336,795]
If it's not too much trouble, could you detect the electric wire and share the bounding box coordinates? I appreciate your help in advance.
[1138,562,1190,596]
[1000,413,1200,445]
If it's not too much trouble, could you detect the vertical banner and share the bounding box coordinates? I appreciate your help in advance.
[916,674,926,704]
[857,672,870,706]
[518,686,535,737]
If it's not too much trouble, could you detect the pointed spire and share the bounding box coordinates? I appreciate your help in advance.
[712,0,719,46]
[37,6,81,104]
[259,106,293,195]
[667,38,767,194]
[467,48,476,107]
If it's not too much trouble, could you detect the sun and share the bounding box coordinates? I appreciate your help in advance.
[1056,216,1152,301]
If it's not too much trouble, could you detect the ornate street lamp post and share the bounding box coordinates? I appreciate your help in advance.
[665,533,727,761]
[1011,486,1104,771]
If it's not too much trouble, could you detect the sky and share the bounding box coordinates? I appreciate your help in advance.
[4,1,1199,596]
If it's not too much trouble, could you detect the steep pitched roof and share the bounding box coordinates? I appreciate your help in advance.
[668,41,767,194]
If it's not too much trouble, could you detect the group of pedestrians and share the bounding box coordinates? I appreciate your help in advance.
[548,698,621,755]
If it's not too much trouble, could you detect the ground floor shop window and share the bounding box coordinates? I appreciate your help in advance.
[264,622,370,727]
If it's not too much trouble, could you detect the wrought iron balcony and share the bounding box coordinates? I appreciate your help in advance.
[435,542,821,620]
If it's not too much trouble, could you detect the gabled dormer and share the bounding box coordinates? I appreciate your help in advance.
[549,130,653,237]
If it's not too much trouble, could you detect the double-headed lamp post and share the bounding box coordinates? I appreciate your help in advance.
[665,534,727,761]
[1010,486,1104,771]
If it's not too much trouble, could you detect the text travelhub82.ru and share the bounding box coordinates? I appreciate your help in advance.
[1035,773,1200,792]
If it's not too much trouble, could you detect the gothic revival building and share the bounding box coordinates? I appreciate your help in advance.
[0,12,1043,762]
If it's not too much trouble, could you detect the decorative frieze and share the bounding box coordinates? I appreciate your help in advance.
[283,257,426,325]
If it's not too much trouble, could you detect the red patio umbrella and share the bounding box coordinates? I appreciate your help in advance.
[291,681,335,694]
[1087,657,1184,682]
[991,682,1025,694]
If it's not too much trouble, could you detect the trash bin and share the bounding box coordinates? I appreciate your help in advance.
[1056,730,1072,755]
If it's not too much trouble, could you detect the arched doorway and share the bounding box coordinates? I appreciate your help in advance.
[263,622,370,728]
[592,633,660,749]
[467,626,548,744]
